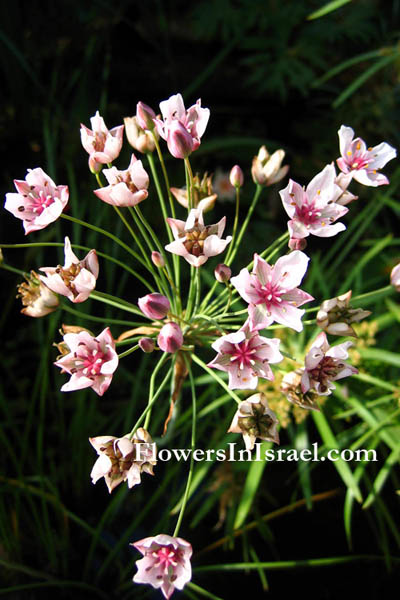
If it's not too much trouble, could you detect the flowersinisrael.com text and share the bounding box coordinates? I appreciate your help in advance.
[136,443,377,463]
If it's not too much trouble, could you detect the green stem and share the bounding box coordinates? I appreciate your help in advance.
[226,184,263,267]
[186,266,198,320]
[225,185,241,264]
[184,157,194,211]
[190,353,242,404]
[118,344,139,359]
[0,262,26,277]
[173,357,196,537]
[60,302,144,327]
[152,133,176,218]
[147,152,173,242]
[90,290,143,316]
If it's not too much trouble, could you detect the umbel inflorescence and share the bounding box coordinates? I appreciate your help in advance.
[2,92,398,599]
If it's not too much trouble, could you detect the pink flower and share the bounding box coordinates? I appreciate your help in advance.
[93,154,149,207]
[229,165,244,188]
[4,168,69,235]
[336,125,396,187]
[390,263,400,291]
[136,101,157,131]
[208,323,283,390]
[165,208,231,267]
[89,428,156,493]
[231,251,313,332]
[228,393,279,449]
[39,236,99,303]
[80,111,124,170]
[157,322,183,353]
[138,293,170,320]
[54,327,118,396]
[154,93,209,158]
[301,332,358,396]
[132,534,192,599]
[280,164,348,240]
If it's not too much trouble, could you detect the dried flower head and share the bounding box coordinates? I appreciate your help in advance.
[17,270,59,317]
[317,290,371,337]
[228,393,279,449]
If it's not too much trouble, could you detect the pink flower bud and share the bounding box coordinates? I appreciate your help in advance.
[229,165,244,188]
[138,293,170,320]
[214,263,231,283]
[151,251,165,268]
[157,322,183,353]
[136,102,156,131]
[166,120,194,159]
[139,337,155,353]
[289,237,307,251]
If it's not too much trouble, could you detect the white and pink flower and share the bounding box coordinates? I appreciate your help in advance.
[5,168,69,235]
[208,323,283,390]
[165,208,231,267]
[54,327,118,396]
[280,164,348,241]
[390,263,400,292]
[228,393,279,449]
[154,93,209,159]
[89,428,156,493]
[80,111,124,171]
[336,125,396,187]
[301,332,358,396]
[39,236,98,303]
[132,534,192,599]
[94,155,149,207]
[231,251,313,331]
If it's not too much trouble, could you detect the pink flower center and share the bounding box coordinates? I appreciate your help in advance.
[92,131,107,152]
[75,342,107,377]
[229,339,258,370]
[256,280,283,308]
[28,189,55,215]
[295,199,322,226]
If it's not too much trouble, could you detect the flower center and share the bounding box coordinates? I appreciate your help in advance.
[257,281,283,308]
[92,131,107,152]
[229,339,257,370]
[309,356,343,392]
[28,189,55,216]
[74,342,107,377]
[295,199,322,226]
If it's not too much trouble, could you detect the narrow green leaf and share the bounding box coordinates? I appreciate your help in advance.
[363,447,400,509]
[234,442,270,529]
[308,0,352,20]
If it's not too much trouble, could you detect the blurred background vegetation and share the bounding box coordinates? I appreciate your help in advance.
[1,0,400,598]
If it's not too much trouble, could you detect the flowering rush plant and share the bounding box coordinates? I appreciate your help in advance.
[2,93,399,598]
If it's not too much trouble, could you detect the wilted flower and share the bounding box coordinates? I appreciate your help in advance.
[80,110,124,171]
[280,164,348,241]
[132,534,192,599]
[231,251,313,331]
[158,322,183,353]
[208,323,283,390]
[214,263,231,283]
[228,393,279,449]
[391,263,400,292]
[17,270,59,317]
[251,146,289,186]
[336,125,397,187]
[302,332,358,396]
[281,370,320,411]
[170,172,217,211]
[5,168,69,235]
[138,293,170,320]
[54,327,118,396]
[94,154,149,207]
[39,237,99,303]
[316,290,371,337]
[154,93,210,159]
[124,116,157,154]
[165,208,231,267]
[229,165,244,188]
[89,428,156,493]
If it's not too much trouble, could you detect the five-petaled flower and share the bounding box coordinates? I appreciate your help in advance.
[208,323,283,390]
[154,93,210,159]
[132,534,192,599]
[228,393,279,449]
[39,236,99,303]
[93,154,149,207]
[280,164,348,241]
[336,125,396,187]
[5,168,69,235]
[301,332,358,396]
[80,110,124,172]
[231,251,313,331]
[89,428,156,493]
[165,208,231,267]
[54,327,118,396]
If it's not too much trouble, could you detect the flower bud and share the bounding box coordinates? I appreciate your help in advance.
[139,337,155,353]
[229,165,244,188]
[166,120,194,159]
[157,322,183,353]
[214,263,231,283]
[89,155,103,174]
[136,101,156,131]
[151,251,165,268]
[289,237,307,251]
[391,263,400,292]
[124,116,156,154]
[138,293,170,320]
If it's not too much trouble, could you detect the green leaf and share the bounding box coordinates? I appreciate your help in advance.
[234,442,270,529]
[307,0,352,20]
